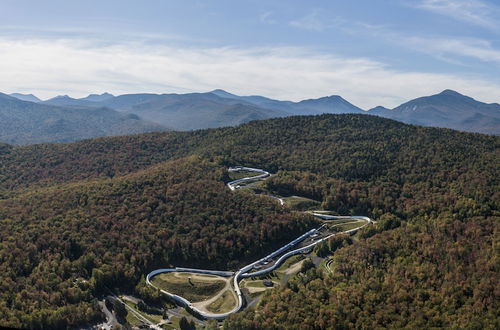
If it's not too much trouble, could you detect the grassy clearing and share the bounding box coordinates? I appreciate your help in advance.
[206,289,237,314]
[282,196,320,210]
[151,272,227,303]
[240,179,267,192]
[336,221,366,232]
[161,316,182,330]
[277,254,305,269]
[241,279,279,289]
[123,299,163,324]
[241,280,279,294]
[125,308,142,327]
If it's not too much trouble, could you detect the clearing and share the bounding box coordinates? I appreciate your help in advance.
[150,272,228,303]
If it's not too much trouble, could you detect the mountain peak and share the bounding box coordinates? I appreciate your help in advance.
[9,93,41,103]
[296,94,364,114]
[438,89,463,97]
[81,92,115,102]
[371,106,389,111]
[368,106,391,114]
[89,92,113,97]
[211,89,229,94]
[210,89,238,99]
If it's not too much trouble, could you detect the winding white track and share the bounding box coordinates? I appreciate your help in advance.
[146,167,372,320]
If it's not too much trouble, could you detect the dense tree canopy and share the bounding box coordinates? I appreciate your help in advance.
[0,158,314,328]
[0,114,498,328]
[225,216,498,329]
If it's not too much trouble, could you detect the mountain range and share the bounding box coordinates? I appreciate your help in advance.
[4,88,499,144]
[0,93,166,145]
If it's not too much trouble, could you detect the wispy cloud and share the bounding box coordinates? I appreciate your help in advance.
[334,18,500,66]
[415,0,500,30]
[259,11,277,24]
[289,9,338,32]
[405,36,500,64]
[1,36,499,108]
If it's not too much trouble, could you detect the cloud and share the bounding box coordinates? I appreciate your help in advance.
[260,11,277,24]
[415,0,500,30]
[405,37,500,64]
[289,10,337,32]
[0,36,499,108]
[334,19,500,66]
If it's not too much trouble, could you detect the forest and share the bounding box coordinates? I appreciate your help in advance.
[0,114,498,328]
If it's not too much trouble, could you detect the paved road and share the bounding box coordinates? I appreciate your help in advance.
[107,292,162,330]
[167,307,206,327]
[146,166,373,320]
[96,300,118,330]
[191,274,237,313]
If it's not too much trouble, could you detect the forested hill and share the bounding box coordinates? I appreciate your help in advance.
[1,114,497,196]
[0,114,498,328]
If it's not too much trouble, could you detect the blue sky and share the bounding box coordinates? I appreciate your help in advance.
[0,0,499,108]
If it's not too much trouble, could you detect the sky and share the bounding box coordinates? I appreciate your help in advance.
[0,0,499,108]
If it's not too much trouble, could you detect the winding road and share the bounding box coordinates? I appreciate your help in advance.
[146,167,373,320]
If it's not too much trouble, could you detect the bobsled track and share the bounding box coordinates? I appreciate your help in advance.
[146,166,373,320]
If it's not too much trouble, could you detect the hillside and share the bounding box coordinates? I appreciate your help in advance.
[0,93,167,145]
[0,114,498,328]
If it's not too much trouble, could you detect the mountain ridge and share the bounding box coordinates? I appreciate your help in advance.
[0,95,168,145]
[9,93,41,102]
[368,89,500,134]
[3,89,498,145]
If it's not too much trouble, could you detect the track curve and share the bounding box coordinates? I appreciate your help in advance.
[146,166,373,320]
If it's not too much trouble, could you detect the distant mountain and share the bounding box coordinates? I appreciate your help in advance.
[368,90,500,134]
[367,106,391,115]
[43,93,162,109]
[99,93,163,109]
[109,92,288,130]
[43,91,287,130]
[42,95,96,107]
[210,89,363,115]
[8,89,500,138]
[9,93,41,103]
[0,93,167,145]
[293,95,364,115]
[39,89,365,131]
[43,93,114,106]
[80,92,114,102]
[211,89,296,112]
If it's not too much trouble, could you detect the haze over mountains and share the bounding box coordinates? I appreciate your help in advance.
[4,88,499,145]
[0,93,165,145]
